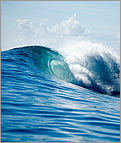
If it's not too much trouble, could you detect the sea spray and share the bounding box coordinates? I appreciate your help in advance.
[58,40,120,95]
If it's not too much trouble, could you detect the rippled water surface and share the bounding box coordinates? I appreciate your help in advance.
[1,46,120,142]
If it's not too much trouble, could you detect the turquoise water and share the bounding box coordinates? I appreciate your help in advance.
[1,46,120,142]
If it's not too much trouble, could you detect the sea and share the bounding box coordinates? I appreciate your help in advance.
[1,44,120,142]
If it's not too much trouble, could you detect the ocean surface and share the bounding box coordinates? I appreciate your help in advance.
[1,45,120,142]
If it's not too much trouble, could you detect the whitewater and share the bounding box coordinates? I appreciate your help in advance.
[1,15,120,142]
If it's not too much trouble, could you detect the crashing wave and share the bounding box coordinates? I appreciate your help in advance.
[9,46,120,96]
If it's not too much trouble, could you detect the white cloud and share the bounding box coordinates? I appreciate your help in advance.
[39,22,49,34]
[49,14,90,37]
[16,19,33,32]
[16,14,90,38]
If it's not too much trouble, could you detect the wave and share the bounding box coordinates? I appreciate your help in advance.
[8,45,120,96]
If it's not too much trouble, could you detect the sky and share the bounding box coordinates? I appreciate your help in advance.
[1,1,120,51]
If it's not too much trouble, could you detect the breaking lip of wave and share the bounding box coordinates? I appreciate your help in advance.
[8,43,120,96]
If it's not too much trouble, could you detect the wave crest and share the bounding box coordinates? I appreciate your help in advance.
[9,45,120,96]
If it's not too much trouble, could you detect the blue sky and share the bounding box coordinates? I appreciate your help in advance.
[2,1,120,34]
[1,1,120,52]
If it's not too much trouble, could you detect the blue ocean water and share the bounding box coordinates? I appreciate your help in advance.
[1,46,120,142]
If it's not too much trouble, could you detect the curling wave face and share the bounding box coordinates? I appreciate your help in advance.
[9,46,120,96]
